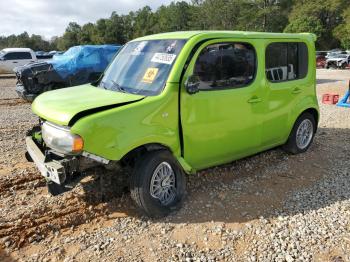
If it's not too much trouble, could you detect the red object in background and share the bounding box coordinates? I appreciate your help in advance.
[316,55,326,68]
[322,93,339,104]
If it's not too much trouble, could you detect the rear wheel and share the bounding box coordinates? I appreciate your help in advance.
[283,112,316,154]
[130,150,186,217]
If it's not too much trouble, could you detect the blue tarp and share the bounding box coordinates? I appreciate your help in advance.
[337,90,350,108]
[50,45,120,79]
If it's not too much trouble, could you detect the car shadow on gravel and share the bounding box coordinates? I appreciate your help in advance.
[77,170,141,217]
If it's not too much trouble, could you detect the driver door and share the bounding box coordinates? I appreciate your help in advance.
[180,39,263,170]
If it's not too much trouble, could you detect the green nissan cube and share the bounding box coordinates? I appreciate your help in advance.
[26,31,319,217]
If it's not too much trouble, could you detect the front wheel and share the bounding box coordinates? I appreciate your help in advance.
[130,150,186,217]
[283,112,316,154]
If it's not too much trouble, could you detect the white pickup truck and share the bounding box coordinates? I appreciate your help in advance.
[0,48,41,74]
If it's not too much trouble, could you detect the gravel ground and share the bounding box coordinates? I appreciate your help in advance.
[0,69,350,262]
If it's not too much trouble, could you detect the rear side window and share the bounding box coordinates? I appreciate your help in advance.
[266,42,308,82]
[194,42,256,90]
[4,52,32,60]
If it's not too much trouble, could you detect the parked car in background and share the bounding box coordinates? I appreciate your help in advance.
[326,53,350,69]
[326,50,348,59]
[15,45,120,101]
[35,51,46,56]
[0,48,38,74]
[48,50,64,56]
[25,31,319,217]
[35,51,54,60]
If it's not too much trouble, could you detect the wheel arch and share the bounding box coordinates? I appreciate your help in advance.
[119,143,194,174]
[285,104,319,145]
[302,107,319,131]
[290,106,319,135]
[120,142,172,163]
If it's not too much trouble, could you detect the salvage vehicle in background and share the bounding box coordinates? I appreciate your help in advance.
[0,48,43,74]
[35,51,54,60]
[326,53,350,69]
[25,31,319,217]
[15,45,120,101]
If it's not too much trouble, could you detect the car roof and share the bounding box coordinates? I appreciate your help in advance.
[2,48,33,53]
[133,31,316,42]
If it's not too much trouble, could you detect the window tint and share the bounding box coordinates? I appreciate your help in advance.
[194,42,256,90]
[4,52,32,60]
[266,42,308,82]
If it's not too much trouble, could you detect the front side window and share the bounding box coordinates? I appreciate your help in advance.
[266,42,308,82]
[193,42,256,90]
[99,39,187,96]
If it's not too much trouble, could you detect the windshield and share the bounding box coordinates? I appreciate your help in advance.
[98,39,186,96]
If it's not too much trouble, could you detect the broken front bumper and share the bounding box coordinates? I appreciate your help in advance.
[16,85,36,102]
[26,136,69,184]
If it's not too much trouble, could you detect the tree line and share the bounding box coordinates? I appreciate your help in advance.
[1,0,349,51]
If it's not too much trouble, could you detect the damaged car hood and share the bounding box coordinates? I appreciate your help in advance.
[32,84,144,126]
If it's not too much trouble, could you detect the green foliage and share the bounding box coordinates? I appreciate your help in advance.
[0,32,54,51]
[334,7,350,49]
[285,0,348,49]
[1,0,349,51]
[57,22,82,50]
[156,2,193,32]
[285,16,325,38]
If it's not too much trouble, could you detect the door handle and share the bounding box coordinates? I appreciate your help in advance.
[292,87,302,94]
[247,96,262,104]
[12,61,18,63]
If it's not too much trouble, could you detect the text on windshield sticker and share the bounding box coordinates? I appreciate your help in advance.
[151,53,177,65]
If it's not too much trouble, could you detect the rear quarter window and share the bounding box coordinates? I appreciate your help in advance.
[266,42,308,82]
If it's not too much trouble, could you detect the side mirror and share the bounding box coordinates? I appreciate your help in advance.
[185,75,200,95]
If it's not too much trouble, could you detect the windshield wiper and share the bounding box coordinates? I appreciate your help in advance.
[99,80,108,90]
[110,80,126,93]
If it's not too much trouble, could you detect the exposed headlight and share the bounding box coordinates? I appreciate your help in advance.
[42,122,84,154]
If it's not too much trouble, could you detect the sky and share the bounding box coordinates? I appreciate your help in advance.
[0,0,184,39]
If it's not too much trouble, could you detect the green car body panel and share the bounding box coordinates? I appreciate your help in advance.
[31,31,319,174]
[32,85,145,126]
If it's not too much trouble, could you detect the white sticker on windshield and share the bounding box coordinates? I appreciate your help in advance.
[131,41,147,56]
[151,53,177,65]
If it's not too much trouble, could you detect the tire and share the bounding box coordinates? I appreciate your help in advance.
[47,181,67,196]
[283,112,316,154]
[130,150,186,218]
